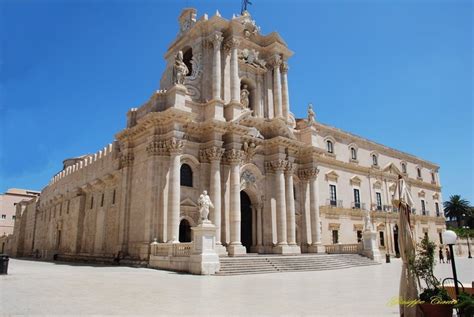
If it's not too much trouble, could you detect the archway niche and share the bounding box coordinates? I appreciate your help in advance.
[182,46,193,76]
[240,78,257,113]
[179,219,192,242]
[240,191,253,252]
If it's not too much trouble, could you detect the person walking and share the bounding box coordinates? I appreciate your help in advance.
[439,247,445,263]
[446,247,451,264]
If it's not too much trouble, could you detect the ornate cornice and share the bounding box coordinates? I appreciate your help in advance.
[167,137,184,155]
[146,137,168,156]
[265,159,288,173]
[120,152,134,168]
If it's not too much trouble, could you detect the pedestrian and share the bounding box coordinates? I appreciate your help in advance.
[439,248,444,263]
[446,247,451,264]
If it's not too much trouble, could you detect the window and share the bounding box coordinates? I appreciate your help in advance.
[182,47,193,76]
[101,193,104,207]
[351,147,357,160]
[112,189,116,205]
[401,163,407,174]
[1,215,5,220]
[329,185,337,206]
[180,164,193,187]
[376,192,382,210]
[379,231,385,247]
[435,202,440,217]
[90,196,94,209]
[357,230,362,243]
[439,232,443,244]
[332,230,339,244]
[372,154,378,166]
[353,189,360,209]
[421,199,426,215]
[431,172,435,183]
[12,215,16,220]
[326,140,334,154]
[417,168,422,178]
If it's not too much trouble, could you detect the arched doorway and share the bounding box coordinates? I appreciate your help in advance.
[240,191,253,252]
[179,219,192,242]
[393,224,400,257]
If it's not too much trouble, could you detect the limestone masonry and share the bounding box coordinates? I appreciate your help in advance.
[7,9,445,264]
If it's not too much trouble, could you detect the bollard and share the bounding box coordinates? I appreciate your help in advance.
[385,254,390,263]
[0,254,9,274]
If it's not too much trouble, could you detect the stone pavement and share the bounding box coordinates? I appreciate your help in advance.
[0,257,472,316]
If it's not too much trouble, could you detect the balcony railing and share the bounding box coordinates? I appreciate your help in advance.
[325,243,362,254]
[383,205,392,212]
[151,242,193,257]
[351,202,366,210]
[327,199,343,208]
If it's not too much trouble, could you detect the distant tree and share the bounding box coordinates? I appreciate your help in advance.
[443,195,471,227]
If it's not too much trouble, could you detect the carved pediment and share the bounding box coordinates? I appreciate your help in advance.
[418,190,426,198]
[350,176,361,186]
[433,193,440,200]
[180,197,197,207]
[373,180,382,189]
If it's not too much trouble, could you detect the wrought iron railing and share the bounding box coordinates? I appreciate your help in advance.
[327,199,343,208]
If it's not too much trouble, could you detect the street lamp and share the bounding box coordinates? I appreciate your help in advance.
[443,230,460,297]
[462,226,472,259]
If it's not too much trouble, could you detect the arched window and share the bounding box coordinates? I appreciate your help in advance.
[372,154,378,166]
[180,164,193,187]
[401,162,407,174]
[327,140,334,153]
[182,47,193,76]
[350,147,357,160]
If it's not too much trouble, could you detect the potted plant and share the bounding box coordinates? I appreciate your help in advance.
[409,236,455,317]
[455,292,474,317]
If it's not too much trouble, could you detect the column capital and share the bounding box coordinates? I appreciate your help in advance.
[200,146,225,162]
[224,149,243,164]
[265,159,288,173]
[167,137,184,155]
[285,161,295,175]
[298,167,319,181]
[269,54,282,68]
[210,31,224,49]
[281,61,289,74]
[225,37,241,49]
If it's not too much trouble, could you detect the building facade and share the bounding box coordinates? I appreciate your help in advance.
[9,9,446,260]
[0,188,40,236]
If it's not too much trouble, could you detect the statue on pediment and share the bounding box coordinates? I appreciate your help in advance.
[173,51,189,85]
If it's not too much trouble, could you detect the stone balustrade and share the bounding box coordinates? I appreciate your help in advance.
[150,242,193,257]
[325,243,362,254]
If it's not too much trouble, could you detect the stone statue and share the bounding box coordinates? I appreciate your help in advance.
[307,103,316,126]
[173,51,189,85]
[198,190,214,223]
[364,210,373,232]
[240,84,250,108]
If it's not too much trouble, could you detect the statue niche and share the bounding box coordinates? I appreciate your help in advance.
[240,81,255,112]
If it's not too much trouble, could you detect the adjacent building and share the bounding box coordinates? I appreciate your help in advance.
[8,9,446,261]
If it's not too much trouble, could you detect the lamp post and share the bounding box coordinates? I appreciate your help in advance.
[443,230,459,297]
[462,226,472,259]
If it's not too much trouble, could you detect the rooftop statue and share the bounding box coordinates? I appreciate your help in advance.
[307,103,316,126]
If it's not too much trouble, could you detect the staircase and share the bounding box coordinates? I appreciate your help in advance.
[216,254,379,275]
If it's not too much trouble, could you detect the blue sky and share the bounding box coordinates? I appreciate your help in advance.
[1,0,472,203]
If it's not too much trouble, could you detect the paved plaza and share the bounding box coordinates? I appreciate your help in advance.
[1,258,472,316]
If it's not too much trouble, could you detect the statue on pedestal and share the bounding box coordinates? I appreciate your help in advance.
[197,190,214,223]
[364,210,373,232]
[240,84,250,108]
[173,51,189,85]
[307,103,316,126]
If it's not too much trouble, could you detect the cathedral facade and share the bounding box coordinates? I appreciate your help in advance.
[9,9,446,261]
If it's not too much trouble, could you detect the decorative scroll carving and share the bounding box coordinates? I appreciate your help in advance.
[269,54,282,68]
[241,170,256,190]
[242,141,259,163]
[298,167,319,181]
[285,162,295,175]
[184,49,202,99]
[238,48,266,70]
[146,138,168,156]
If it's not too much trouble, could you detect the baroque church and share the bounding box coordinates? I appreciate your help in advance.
[9,8,446,262]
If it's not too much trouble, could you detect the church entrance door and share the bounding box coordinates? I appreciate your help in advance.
[179,219,192,242]
[240,191,253,252]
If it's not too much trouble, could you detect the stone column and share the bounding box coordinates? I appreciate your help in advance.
[256,203,263,246]
[251,205,257,247]
[281,61,290,120]
[285,163,297,246]
[225,149,246,256]
[272,54,283,118]
[202,147,225,250]
[270,160,288,246]
[167,138,183,243]
[229,38,241,104]
[118,147,134,254]
[211,32,223,100]
[255,76,262,117]
[308,168,323,252]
